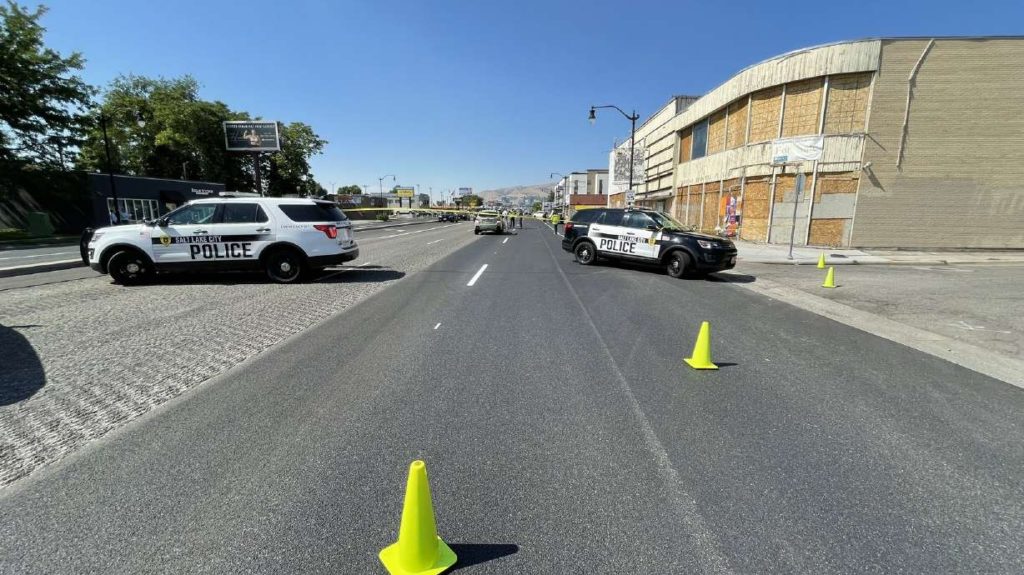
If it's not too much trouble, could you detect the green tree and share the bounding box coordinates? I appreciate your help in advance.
[77,75,251,189]
[338,185,361,195]
[531,201,542,212]
[77,75,327,195]
[266,121,326,197]
[0,2,93,169]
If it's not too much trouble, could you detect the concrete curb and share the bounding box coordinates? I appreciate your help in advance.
[0,259,85,278]
[739,257,1024,266]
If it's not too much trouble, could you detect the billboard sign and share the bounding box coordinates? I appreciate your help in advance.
[223,121,281,152]
[394,187,415,197]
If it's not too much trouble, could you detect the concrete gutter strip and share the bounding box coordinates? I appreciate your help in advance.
[350,219,444,231]
[728,276,1024,390]
[0,259,84,278]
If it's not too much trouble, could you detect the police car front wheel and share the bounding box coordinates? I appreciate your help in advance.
[264,248,306,283]
[108,250,152,285]
[666,251,691,279]
[574,241,597,265]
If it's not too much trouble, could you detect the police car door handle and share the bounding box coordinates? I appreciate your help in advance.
[192,230,208,234]
[256,227,271,233]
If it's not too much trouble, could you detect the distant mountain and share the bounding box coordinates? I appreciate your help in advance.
[476,183,553,202]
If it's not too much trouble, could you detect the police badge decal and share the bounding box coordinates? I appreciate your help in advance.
[159,235,171,247]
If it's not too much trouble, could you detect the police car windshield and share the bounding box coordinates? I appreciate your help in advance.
[647,211,688,231]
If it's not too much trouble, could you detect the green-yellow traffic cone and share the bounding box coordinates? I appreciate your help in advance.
[822,266,836,288]
[684,321,718,370]
[817,252,826,269]
[379,461,457,575]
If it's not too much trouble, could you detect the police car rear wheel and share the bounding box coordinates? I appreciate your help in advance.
[264,248,305,283]
[108,250,151,285]
[666,251,691,278]
[574,241,597,265]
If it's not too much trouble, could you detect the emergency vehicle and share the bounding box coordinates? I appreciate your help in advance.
[84,197,359,285]
[560,208,737,278]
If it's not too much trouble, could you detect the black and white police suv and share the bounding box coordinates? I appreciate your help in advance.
[85,197,359,285]
[560,208,737,278]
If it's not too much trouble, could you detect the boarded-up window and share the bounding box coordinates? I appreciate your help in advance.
[706,110,727,155]
[781,78,823,137]
[824,73,872,134]
[679,127,692,163]
[725,99,748,149]
[701,181,721,232]
[748,86,783,142]
[740,177,771,241]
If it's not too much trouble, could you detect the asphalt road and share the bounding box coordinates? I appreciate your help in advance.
[1,222,1022,573]
[0,245,80,269]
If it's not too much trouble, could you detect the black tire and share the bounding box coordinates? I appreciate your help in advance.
[108,250,152,285]
[666,250,691,278]
[474,228,480,235]
[263,248,306,283]
[574,241,597,265]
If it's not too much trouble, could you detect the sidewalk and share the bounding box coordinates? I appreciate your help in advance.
[736,240,1024,265]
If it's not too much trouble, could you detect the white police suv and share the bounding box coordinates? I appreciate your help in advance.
[85,197,359,285]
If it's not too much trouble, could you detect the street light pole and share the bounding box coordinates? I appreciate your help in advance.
[378,174,396,209]
[99,113,121,225]
[589,105,640,208]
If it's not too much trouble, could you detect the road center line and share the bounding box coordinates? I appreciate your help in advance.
[466,264,487,287]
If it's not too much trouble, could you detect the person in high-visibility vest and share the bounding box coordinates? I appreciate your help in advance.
[550,213,560,234]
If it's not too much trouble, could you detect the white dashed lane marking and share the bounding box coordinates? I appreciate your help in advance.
[466,264,487,287]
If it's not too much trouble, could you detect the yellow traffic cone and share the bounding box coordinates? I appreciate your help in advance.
[684,321,718,370]
[379,460,457,575]
[817,252,826,269]
[822,266,836,288]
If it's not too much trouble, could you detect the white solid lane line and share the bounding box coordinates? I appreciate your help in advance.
[466,264,487,287]
[0,251,76,261]
[502,238,508,244]
[426,238,444,245]
[434,322,441,330]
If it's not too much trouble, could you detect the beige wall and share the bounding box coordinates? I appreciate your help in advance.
[853,38,1024,248]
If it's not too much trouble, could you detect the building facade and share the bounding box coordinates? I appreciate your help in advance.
[611,37,1024,248]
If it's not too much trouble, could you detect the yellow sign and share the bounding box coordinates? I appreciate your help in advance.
[395,187,415,197]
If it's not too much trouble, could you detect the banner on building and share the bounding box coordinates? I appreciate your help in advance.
[223,121,281,152]
[612,145,646,186]
[771,135,823,164]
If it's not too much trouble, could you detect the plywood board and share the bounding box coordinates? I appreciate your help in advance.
[809,218,849,246]
[726,100,748,149]
[824,73,871,134]
[782,78,824,137]
[707,110,727,155]
[748,86,783,143]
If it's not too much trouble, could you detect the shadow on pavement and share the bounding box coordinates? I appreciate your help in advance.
[0,323,45,406]
[448,543,519,571]
[104,267,404,286]
[707,272,757,283]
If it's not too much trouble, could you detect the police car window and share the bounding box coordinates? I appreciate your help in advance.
[625,212,656,229]
[279,203,347,222]
[572,210,598,224]
[648,211,687,230]
[221,203,261,224]
[167,204,217,225]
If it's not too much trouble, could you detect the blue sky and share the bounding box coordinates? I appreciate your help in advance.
[40,0,1022,195]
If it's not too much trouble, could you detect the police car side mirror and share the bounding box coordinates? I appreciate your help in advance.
[157,217,169,227]
[645,225,659,231]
